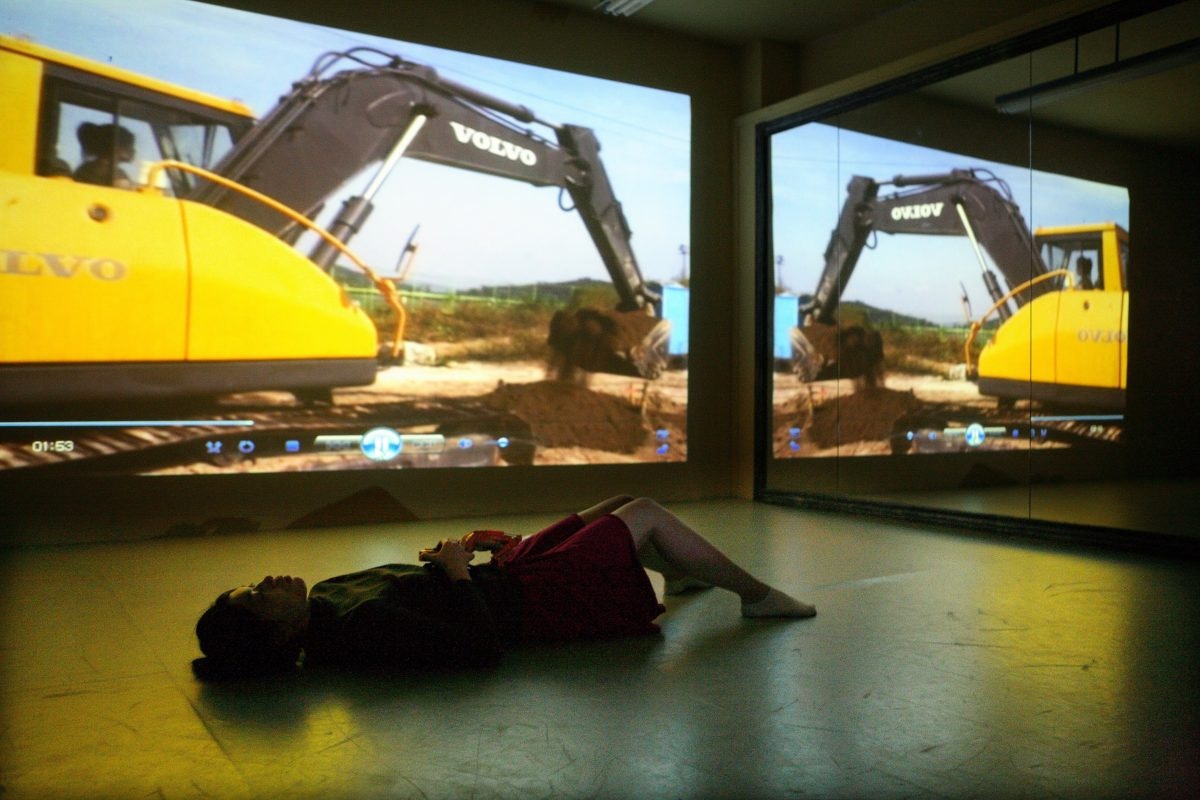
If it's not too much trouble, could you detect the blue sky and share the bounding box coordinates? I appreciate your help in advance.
[771,123,1129,324]
[3,0,691,290]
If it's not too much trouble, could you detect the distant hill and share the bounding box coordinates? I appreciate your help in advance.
[796,295,941,328]
[457,277,613,304]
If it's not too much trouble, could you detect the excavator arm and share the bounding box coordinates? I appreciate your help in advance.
[803,168,1050,326]
[191,48,657,313]
[793,168,1050,381]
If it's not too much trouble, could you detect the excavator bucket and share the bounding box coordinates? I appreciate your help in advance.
[547,308,670,380]
[791,323,884,386]
[790,326,825,382]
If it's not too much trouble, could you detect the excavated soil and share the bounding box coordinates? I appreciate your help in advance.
[799,323,841,362]
[482,380,650,453]
[641,386,687,461]
[797,322,884,383]
[806,386,922,448]
[560,308,659,351]
[547,308,660,378]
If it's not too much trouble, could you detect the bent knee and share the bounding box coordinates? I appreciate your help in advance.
[613,497,664,528]
[620,497,661,514]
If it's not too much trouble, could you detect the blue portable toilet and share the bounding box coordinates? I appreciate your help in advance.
[660,284,689,357]
[774,294,799,360]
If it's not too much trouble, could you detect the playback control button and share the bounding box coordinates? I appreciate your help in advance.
[360,427,403,462]
[313,432,450,462]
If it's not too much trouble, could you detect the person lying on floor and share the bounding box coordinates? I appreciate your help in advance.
[192,496,816,680]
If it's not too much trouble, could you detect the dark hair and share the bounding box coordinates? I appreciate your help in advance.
[192,590,303,680]
[76,122,134,158]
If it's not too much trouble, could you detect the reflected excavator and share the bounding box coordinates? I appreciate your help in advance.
[788,169,1128,410]
[0,37,668,405]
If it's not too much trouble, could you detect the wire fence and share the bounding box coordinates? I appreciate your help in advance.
[344,285,565,315]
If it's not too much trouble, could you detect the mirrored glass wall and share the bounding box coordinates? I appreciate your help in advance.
[758,1,1200,542]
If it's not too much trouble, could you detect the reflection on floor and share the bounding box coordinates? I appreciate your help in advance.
[2,500,1197,799]
[865,477,1200,539]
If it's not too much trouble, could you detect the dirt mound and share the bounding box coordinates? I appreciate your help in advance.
[795,323,884,385]
[642,388,688,461]
[547,308,661,379]
[482,380,649,453]
[772,390,815,457]
[807,387,921,448]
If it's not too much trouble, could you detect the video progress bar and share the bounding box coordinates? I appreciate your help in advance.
[943,426,1007,436]
[0,420,255,428]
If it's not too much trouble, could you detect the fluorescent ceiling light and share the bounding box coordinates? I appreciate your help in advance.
[996,37,1200,114]
[595,0,656,17]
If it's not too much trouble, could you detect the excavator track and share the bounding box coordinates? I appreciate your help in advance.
[1032,416,1123,445]
[0,398,536,473]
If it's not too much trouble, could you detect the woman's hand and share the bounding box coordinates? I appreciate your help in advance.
[418,538,474,581]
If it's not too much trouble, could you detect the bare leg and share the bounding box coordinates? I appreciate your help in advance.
[613,498,815,618]
[576,497,700,591]
[626,533,708,594]
[577,495,635,525]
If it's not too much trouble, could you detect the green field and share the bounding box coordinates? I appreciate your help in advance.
[344,280,623,362]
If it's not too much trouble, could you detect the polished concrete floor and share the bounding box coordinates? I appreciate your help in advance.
[1,500,1197,799]
[865,477,1200,541]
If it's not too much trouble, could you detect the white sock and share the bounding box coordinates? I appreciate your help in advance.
[664,575,713,595]
[741,588,816,619]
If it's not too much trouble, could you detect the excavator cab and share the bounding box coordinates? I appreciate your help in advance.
[1,36,379,404]
[976,223,1128,409]
[34,78,250,194]
[1036,225,1128,293]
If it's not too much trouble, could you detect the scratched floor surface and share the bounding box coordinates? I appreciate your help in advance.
[1,499,1197,799]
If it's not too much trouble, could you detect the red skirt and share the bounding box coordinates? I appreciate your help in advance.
[494,513,665,643]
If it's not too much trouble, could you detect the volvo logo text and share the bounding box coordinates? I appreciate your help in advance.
[449,121,537,166]
[1077,329,1127,344]
[891,202,945,221]
[2,250,128,281]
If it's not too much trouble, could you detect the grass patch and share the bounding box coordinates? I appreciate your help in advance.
[402,300,557,361]
[360,284,626,362]
[880,324,997,374]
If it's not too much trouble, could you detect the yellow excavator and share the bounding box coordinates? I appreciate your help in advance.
[789,169,1128,410]
[0,36,668,405]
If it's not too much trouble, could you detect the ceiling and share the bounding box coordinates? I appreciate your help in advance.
[538,0,1200,148]
[539,0,952,46]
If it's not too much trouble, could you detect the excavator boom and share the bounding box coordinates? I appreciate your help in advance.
[794,168,1052,383]
[192,48,658,314]
[804,169,1050,326]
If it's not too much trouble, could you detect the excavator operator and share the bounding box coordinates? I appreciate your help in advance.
[1075,256,1095,290]
[73,122,136,189]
